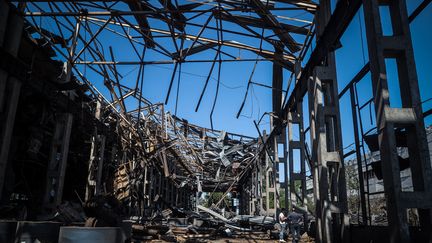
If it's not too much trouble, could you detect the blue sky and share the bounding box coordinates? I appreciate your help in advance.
[90,1,432,180]
[71,1,313,137]
[109,0,432,140]
[282,1,432,179]
[334,1,432,157]
[25,1,432,181]
[146,1,431,180]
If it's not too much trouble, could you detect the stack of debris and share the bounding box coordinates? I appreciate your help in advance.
[128,204,281,242]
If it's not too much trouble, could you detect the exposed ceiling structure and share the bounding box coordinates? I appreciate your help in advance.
[18,0,316,124]
[133,103,259,191]
[11,0,317,194]
[2,0,432,242]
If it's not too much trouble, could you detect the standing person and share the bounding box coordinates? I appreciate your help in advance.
[287,208,303,243]
[278,208,287,242]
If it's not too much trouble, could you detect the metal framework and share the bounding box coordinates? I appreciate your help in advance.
[362,0,432,241]
[4,0,314,203]
[0,0,432,242]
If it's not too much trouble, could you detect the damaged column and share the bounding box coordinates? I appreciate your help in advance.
[362,0,432,241]
[307,0,348,242]
[43,113,73,209]
[271,44,284,213]
[264,125,279,216]
[85,100,106,200]
[287,100,307,212]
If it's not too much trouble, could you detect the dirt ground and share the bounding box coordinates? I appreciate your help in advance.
[147,233,315,243]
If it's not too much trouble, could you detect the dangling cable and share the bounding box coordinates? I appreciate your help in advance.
[175,63,182,116]
[165,61,179,105]
[195,50,219,112]
[236,20,266,119]
[136,45,147,130]
[210,7,223,130]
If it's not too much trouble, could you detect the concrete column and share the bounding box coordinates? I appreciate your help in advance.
[85,101,105,200]
[85,134,98,200]
[307,1,349,242]
[288,101,307,211]
[271,118,281,213]
[44,113,73,208]
[263,123,279,216]
[362,0,432,241]
[0,5,23,200]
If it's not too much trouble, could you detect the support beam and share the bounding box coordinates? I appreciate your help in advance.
[263,129,278,216]
[86,16,295,70]
[85,132,106,200]
[272,46,284,113]
[281,0,362,117]
[44,113,73,208]
[125,1,156,48]
[250,0,301,53]
[0,77,20,201]
[307,1,348,242]
[362,0,432,241]
[215,12,309,35]
[271,46,289,213]
[287,101,307,213]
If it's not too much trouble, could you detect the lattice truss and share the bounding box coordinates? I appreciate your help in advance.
[11,0,316,190]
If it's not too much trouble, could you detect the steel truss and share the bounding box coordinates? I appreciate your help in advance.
[1,0,432,242]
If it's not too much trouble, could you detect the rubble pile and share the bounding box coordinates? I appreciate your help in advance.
[129,205,280,242]
[111,104,261,217]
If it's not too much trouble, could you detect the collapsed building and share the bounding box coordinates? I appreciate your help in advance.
[0,0,432,242]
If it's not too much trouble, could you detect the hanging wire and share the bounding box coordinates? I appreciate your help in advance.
[164,62,179,105]
[136,45,147,130]
[235,33,265,118]
[195,49,220,112]
[236,0,269,119]
[251,85,261,121]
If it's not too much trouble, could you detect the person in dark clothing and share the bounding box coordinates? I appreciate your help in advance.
[287,208,303,243]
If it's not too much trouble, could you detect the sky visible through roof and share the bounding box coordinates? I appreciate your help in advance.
[24,0,432,182]
[129,1,432,180]
[113,1,432,139]
[99,1,432,181]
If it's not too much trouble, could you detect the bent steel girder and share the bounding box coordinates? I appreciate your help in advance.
[6,0,316,218]
[15,0,313,125]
